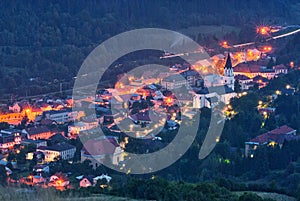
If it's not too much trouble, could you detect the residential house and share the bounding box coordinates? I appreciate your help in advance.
[33,164,50,174]
[0,113,23,125]
[273,64,288,75]
[79,174,112,188]
[37,143,76,162]
[42,109,79,124]
[234,62,276,79]
[0,129,22,150]
[253,75,269,88]
[79,175,95,188]
[21,139,47,148]
[49,172,70,188]
[8,103,21,113]
[180,70,202,87]
[22,126,56,140]
[129,112,151,126]
[161,74,188,90]
[81,136,124,169]
[235,75,254,90]
[245,125,299,157]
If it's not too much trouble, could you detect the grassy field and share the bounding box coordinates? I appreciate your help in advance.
[234,191,297,201]
[60,195,144,201]
[0,187,145,201]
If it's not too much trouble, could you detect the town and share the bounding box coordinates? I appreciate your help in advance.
[0,34,299,193]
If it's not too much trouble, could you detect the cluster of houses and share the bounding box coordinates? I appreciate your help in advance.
[0,48,296,191]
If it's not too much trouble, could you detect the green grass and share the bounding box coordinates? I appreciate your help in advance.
[0,187,143,201]
[234,191,297,201]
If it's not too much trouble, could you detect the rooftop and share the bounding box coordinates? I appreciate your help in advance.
[38,143,75,152]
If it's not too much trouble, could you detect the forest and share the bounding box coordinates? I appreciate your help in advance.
[0,0,300,98]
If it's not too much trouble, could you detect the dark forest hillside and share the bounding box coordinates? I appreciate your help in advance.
[0,0,298,96]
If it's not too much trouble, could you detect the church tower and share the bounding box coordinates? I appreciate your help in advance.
[223,52,235,90]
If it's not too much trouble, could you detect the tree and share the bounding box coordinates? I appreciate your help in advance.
[16,149,27,164]
[297,184,300,201]
[239,192,263,201]
[234,80,242,93]
[0,165,7,186]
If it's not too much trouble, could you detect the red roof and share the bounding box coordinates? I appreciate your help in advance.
[249,125,296,144]
[250,133,269,144]
[268,125,295,135]
[234,63,261,73]
[82,137,119,156]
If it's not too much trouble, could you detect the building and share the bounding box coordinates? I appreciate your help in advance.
[0,129,22,150]
[203,53,235,91]
[79,176,95,188]
[42,109,79,124]
[193,54,237,109]
[21,139,47,148]
[37,143,76,162]
[245,125,299,157]
[161,74,188,90]
[129,112,151,126]
[193,85,237,109]
[79,174,112,188]
[49,172,70,188]
[223,53,235,90]
[81,136,124,169]
[180,70,202,87]
[0,113,23,125]
[22,126,56,140]
[273,64,288,75]
[33,164,50,174]
[235,75,254,90]
[68,120,98,136]
[234,61,276,79]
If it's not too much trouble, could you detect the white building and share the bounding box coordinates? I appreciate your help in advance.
[193,53,237,109]
[81,136,124,169]
[37,143,76,162]
[161,74,188,90]
[43,109,79,124]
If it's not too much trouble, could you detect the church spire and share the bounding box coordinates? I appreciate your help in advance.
[224,52,232,69]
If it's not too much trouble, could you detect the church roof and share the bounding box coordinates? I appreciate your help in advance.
[224,53,232,69]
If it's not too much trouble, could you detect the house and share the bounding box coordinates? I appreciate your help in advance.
[37,143,76,162]
[245,125,299,157]
[81,136,124,169]
[9,103,21,113]
[161,74,188,90]
[32,175,46,184]
[180,70,202,87]
[253,75,269,88]
[49,172,70,188]
[79,175,95,188]
[273,64,288,75]
[0,113,23,125]
[235,75,253,90]
[281,87,295,96]
[22,126,56,140]
[129,112,151,126]
[33,164,50,174]
[42,109,79,124]
[79,174,112,188]
[193,85,237,109]
[234,62,276,79]
[0,129,22,150]
[21,139,47,148]
[68,120,98,136]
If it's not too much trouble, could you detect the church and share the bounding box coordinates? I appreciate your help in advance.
[193,53,237,109]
